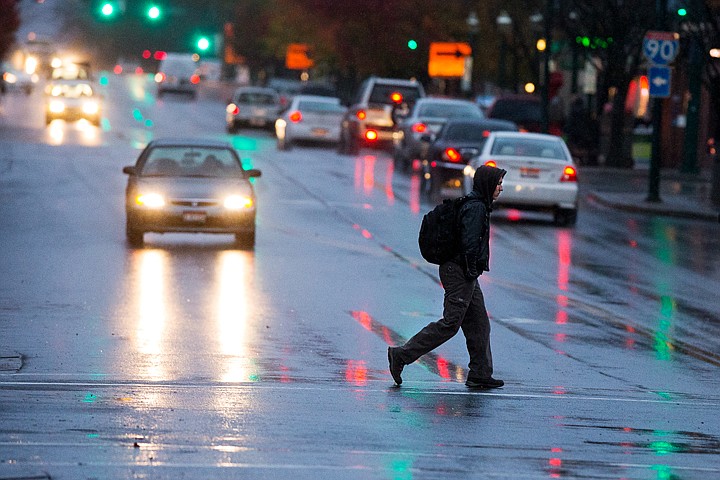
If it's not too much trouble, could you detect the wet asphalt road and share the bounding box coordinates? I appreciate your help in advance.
[1,74,719,479]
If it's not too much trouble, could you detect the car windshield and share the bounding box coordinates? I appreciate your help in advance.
[418,103,482,119]
[297,100,344,112]
[491,138,566,160]
[236,92,277,104]
[444,123,491,141]
[49,83,94,98]
[368,85,422,105]
[141,147,243,177]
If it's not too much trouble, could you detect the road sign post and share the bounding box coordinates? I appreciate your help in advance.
[643,30,679,202]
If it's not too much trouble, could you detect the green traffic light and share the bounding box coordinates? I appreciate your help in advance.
[197,37,210,51]
[407,39,418,50]
[677,8,687,16]
[100,2,114,16]
[147,5,161,20]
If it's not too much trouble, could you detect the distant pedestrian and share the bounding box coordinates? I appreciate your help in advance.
[388,166,506,388]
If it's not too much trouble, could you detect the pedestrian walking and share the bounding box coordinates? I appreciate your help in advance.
[388,165,507,388]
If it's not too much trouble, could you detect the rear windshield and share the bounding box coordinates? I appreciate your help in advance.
[236,93,278,105]
[160,60,197,76]
[491,138,566,160]
[141,147,243,176]
[445,123,493,141]
[368,85,423,105]
[297,100,345,113]
[417,103,482,119]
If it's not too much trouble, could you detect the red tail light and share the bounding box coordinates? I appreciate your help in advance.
[356,110,367,120]
[365,130,378,141]
[412,123,427,133]
[390,91,403,104]
[190,74,200,85]
[289,111,302,123]
[443,148,462,163]
[561,165,577,182]
[485,160,497,167]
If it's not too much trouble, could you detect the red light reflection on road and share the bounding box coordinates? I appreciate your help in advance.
[345,360,368,386]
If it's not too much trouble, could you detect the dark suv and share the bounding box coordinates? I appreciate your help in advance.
[338,76,425,154]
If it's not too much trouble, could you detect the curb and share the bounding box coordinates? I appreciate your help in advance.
[587,192,720,223]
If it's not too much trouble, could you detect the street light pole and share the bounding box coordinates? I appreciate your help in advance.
[466,11,480,96]
[496,11,512,92]
[647,0,667,202]
[541,0,553,134]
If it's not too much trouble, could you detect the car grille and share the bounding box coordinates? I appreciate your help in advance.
[171,200,218,207]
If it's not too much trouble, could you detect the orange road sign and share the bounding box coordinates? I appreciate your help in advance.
[428,42,471,78]
[286,43,314,70]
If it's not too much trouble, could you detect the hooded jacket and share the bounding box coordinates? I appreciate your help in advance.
[452,165,507,277]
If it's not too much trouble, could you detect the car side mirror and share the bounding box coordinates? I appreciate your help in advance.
[122,166,136,175]
[245,168,262,178]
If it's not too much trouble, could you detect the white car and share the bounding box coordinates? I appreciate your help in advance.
[275,95,347,150]
[462,132,579,226]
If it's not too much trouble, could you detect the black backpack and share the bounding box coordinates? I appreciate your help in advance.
[418,195,471,265]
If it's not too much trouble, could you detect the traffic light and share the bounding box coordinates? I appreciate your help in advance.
[196,36,211,52]
[146,4,161,20]
[98,1,119,18]
[677,7,688,17]
[407,39,418,50]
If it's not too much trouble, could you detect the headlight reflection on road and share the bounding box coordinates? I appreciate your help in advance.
[215,251,255,383]
[134,249,169,380]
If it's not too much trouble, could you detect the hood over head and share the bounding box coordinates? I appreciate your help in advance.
[472,165,507,208]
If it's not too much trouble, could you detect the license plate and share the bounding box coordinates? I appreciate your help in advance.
[249,118,266,126]
[311,128,328,136]
[183,211,207,223]
[520,167,541,178]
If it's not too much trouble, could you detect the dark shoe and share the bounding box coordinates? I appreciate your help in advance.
[388,347,404,385]
[465,376,504,389]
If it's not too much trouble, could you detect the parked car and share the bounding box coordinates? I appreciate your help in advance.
[122,138,262,248]
[338,76,425,154]
[275,95,347,150]
[226,86,282,132]
[462,131,578,226]
[392,97,485,172]
[44,80,101,126]
[421,118,518,201]
[155,53,200,98]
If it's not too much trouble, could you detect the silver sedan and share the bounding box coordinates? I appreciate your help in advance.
[274,95,347,150]
[122,138,262,248]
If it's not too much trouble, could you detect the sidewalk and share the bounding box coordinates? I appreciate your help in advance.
[581,167,720,223]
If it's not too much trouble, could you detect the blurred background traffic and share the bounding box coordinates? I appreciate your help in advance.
[1,0,720,206]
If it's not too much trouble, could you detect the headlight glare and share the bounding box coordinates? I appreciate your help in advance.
[49,100,65,113]
[82,101,99,114]
[136,193,165,208]
[224,195,252,210]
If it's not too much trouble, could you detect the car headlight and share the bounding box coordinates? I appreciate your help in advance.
[224,195,253,210]
[463,164,476,177]
[48,100,66,113]
[135,193,165,208]
[82,101,99,115]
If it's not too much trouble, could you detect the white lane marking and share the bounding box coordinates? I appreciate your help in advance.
[1,380,718,407]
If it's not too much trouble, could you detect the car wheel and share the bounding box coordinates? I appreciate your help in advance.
[338,129,350,154]
[126,225,144,247]
[554,208,578,227]
[235,230,256,250]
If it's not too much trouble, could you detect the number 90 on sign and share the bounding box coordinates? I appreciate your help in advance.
[643,33,679,65]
